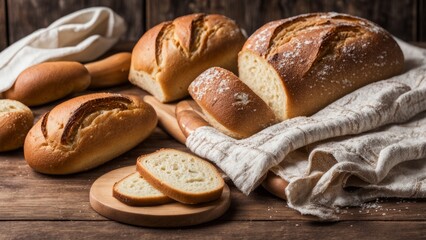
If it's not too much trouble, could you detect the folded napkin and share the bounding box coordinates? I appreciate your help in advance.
[0,7,126,93]
[186,40,426,219]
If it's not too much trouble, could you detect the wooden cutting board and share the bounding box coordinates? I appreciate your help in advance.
[90,166,231,228]
[143,95,288,200]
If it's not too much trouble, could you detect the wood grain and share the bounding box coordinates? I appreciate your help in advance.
[146,0,418,41]
[0,221,425,239]
[0,0,6,50]
[420,0,426,41]
[6,0,144,44]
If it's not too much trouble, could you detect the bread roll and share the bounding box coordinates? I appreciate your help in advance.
[136,149,224,204]
[4,62,91,106]
[188,67,277,139]
[129,13,246,102]
[238,12,404,121]
[0,100,33,152]
[85,52,131,89]
[24,93,157,174]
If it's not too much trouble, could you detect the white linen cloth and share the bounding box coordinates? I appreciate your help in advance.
[0,7,126,93]
[186,40,426,219]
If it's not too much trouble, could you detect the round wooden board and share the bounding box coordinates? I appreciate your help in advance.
[90,166,231,228]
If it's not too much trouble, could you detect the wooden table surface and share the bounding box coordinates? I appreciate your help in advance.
[1,43,426,239]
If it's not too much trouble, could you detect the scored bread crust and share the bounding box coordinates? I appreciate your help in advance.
[129,13,246,102]
[0,100,34,152]
[136,149,225,204]
[238,12,405,120]
[189,67,277,139]
[24,93,158,175]
[113,172,173,206]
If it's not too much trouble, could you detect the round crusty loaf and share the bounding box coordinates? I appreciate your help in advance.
[24,93,157,175]
[85,52,132,89]
[238,12,404,121]
[188,67,277,139]
[129,13,246,103]
[136,149,224,204]
[113,172,173,206]
[4,61,91,106]
[0,100,34,152]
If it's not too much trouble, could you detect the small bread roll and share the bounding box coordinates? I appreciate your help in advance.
[24,93,157,174]
[0,100,34,152]
[85,52,132,89]
[189,67,277,139]
[4,62,91,106]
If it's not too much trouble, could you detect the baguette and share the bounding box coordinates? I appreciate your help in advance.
[136,149,224,204]
[238,12,404,120]
[4,62,91,106]
[129,13,246,102]
[24,93,157,174]
[188,67,277,139]
[0,100,34,152]
[85,52,132,89]
[113,172,173,206]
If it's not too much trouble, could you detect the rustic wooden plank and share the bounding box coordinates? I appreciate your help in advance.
[0,220,425,239]
[146,0,417,41]
[420,0,426,41]
[6,0,144,44]
[0,0,7,50]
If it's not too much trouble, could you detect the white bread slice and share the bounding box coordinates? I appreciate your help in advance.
[136,149,224,204]
[113,172,172,206]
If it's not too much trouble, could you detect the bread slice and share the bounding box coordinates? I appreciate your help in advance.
[136,149,224,204]
[113,172,172,206]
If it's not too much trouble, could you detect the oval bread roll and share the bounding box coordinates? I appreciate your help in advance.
[238,12,404,120]
[0,100,34,152]
[24,93,157,175]
[129,13,246,102]
[85,52,132,89]
[189,67,277,139]
[4,62,91,106]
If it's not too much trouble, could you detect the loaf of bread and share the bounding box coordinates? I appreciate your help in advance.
[85,52,132,89]
[113,172,173,206]
[136,149,224,204]
[238,12,404,121]
[129,13,246,102]
[24,93,157,174]
[4,62,91,106]
[0,100,33,152]
[188,67,277,139]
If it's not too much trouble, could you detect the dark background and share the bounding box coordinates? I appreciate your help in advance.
[0,0,425,51]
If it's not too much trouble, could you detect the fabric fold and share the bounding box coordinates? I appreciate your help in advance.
[186,40,426,219]
[0,7,126,93]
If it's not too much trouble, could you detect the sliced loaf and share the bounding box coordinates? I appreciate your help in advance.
[137,149,224,204]
[113,172,172,206]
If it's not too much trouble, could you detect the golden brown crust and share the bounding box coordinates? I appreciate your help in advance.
[240,12,404,119]
[4,62,91,106]
[0,100,34,152]
[85,52,132,89]
[188,67,277,139]
[24,93,158,175]
[136,149,224,204]
[129,13,246,102]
